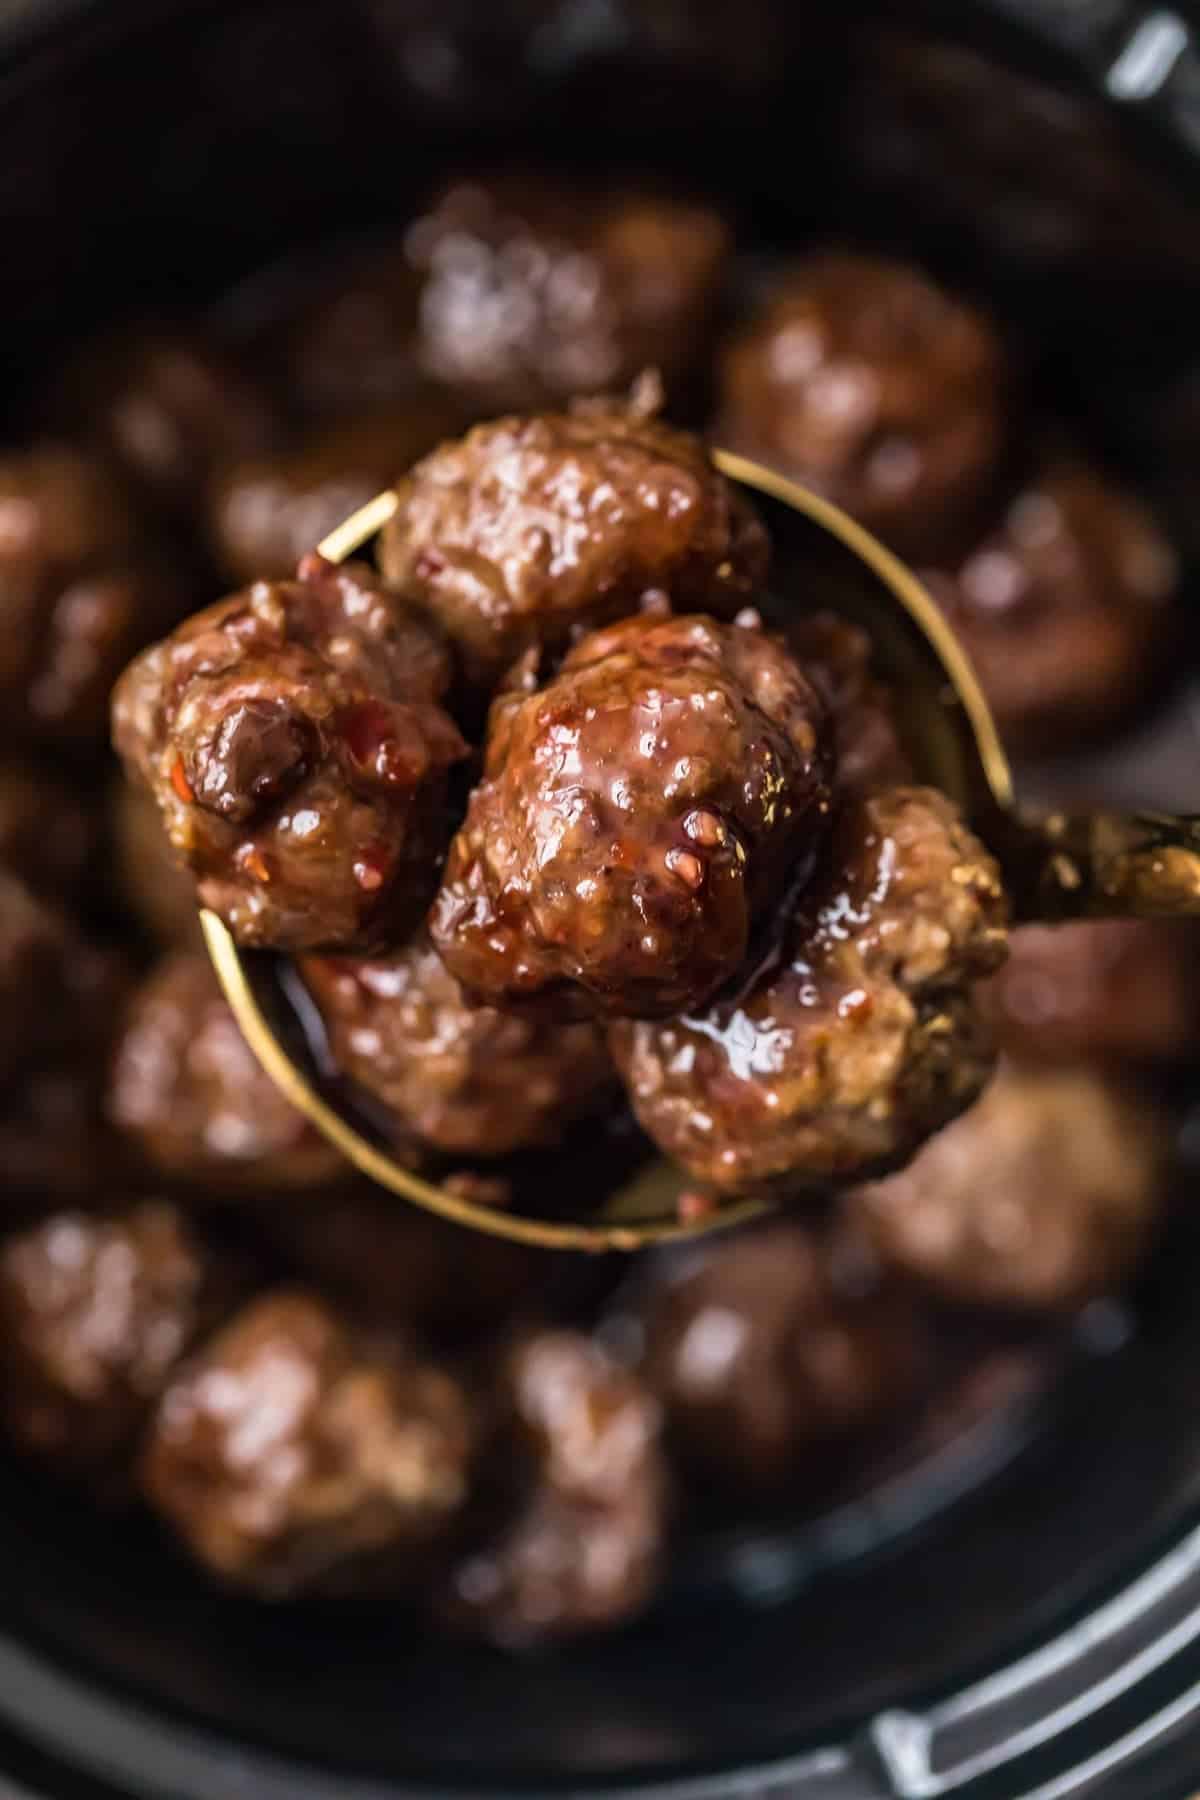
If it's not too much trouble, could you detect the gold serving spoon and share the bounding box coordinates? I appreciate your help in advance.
[201,454,1200,1252]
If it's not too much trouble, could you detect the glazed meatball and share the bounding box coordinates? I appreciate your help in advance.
[142,1291,473,1598]
[443,1329,667,1645]
[208,403,463,585]
[109,779,203,949]
[982,921,1200,1066]
[301,933,614,1157]
[52,323,279,514]
[0,759,99,901]
[378,394,769,690]
[636,1219,926,1495]
[0,1202,233,1478]
[111,554,466,950]
[282,177,729,421]
[717,253,1007,559]
[612,785,1007,1193]
[849,1061,1168,1312]
[432,612,834,1020]
[0,446,187,745]
[405,175,730,413]
[254,1188,540,1344]
[921,460,1178,752]
[108,953,345,1191]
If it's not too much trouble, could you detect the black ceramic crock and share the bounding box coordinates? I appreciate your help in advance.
[3,1,1200,1794]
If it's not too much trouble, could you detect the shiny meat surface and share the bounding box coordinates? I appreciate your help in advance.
[444,1329,667,1644]
[208,402,464,585]
[141,1291,474,1597]
[301,933,615,1156]
[0,446,187,745]
[922,460,1178,751]
[111,554,465,950]
[405,175,731,412]
[0,1202,232,1477]
[612,785,1007,1192]
[981,921,1200,1066]
[108,953,344,1190]
[849,1060,1168,1311]
[432,612,833,1020]
[717,252,1007,558]
[638,1219,926,1494]
[378,396,769,689]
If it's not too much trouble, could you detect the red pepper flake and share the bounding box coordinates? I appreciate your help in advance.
[414,549,445,581]
[236,842,272,883]
[353,843,389,892]
[170,755,195,804]
[678,1189,717,1224]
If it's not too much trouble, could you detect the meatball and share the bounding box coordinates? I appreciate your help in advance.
[378,395,769,690]
[636,1219,926,1495]
[208,403,463,586]
[921,460,1178,752]
[716,252,1007,559]
[432,612,834,1020]
[982,921,1200,1067]
[254,1187,540,1344]
[109,778,203,949]
[0,759,99,901]
[141,1291,474,1598]
[0,446,187,746]
[300,933,615,1157]
[612,785,1008,1193]
[0,1202,233,1479]
[849,1061,1168,1312]
[108,952,345,1191]
[443,1329,667,1645]
[52,323,280,514]
[111,554,466,950]
[405,175,730,413]
[282,177,729,421]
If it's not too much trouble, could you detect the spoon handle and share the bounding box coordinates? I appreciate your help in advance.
[999,809,1200,921]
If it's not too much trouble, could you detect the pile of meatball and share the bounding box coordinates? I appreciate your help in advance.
[0,168,1192,1647]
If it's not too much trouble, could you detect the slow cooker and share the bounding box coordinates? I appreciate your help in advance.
[3,0,1200,1793]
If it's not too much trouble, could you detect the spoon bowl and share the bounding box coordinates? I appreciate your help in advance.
[201,453,1200,1250]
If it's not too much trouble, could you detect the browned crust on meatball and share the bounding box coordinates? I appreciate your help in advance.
[111,555,466,950]
[108,953,344,1191]
[612,785,1008,1194]
[301,933,615,1157]
[638,1219,926,1494]
[848,1061,1168,1311]
[432,612,834,1020]
[379,398,769,689]
[922,459,1178,751]
[141,1290,473,1598]
[0,1202,235,1479]
[716,252,1007,559]
[442,1329,667,1645]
